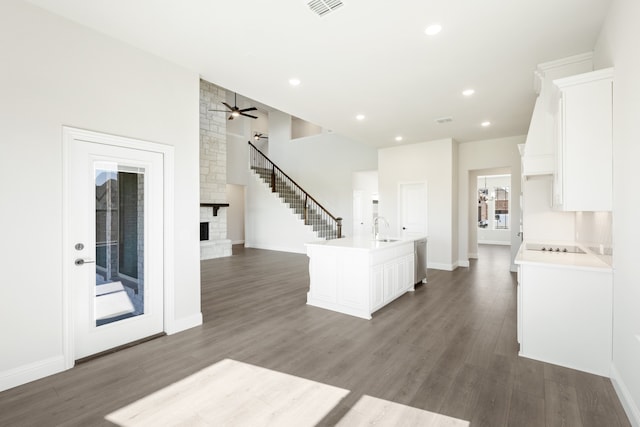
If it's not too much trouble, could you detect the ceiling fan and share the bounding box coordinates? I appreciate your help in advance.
[253,132,268,140]
[209,92,258,120]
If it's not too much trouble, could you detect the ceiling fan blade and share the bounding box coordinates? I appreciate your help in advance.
[222,102,234,111]
[238,107,257,113]
[227,115,234,120]
[240,113,258,119]
[209,109,228,112]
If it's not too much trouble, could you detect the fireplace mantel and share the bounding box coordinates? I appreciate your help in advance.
[200,203,229,216]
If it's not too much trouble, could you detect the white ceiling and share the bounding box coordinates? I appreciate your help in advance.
[26,0,611,148]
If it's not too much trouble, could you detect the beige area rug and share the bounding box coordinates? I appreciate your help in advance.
[106,359,469,426]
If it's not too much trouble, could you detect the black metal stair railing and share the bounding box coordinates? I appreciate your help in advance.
[248,141,342,240]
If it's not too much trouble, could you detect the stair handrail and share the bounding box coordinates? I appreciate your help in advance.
[248,141,342,239]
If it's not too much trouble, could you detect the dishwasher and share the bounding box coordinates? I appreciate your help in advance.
[414,238,427,284]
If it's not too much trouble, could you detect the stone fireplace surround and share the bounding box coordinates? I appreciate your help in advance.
[200,79,232,260]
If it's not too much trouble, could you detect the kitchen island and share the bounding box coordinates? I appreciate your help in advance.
[305,237,417,319]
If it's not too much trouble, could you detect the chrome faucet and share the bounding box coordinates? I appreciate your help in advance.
[373,216,390,240]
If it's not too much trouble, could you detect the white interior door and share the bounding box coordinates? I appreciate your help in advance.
[66,137,164,360]
[399,182,427,239]
[353,190,366,237]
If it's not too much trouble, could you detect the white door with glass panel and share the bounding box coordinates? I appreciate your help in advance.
[399,182,427,239]
[66,136,164,360]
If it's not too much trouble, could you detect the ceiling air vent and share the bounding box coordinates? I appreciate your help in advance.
[435,116,454,124]
[307,0,344,17]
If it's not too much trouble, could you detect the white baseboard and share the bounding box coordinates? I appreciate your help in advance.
[458,260,470,268]
[166,312,203,335]
[427,262,457,271]
[244,242,307,254]
[231,240,245,245]
[611,363,640,427]
[468,252,478,259]
[478,240,511,246]
[306,297,371,320]
[0,355,66,392]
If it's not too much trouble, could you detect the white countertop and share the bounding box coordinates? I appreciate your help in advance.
[305,236,425,251]
[515,241,612,271]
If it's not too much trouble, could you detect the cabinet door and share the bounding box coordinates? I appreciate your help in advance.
[517,266,522,345]
[553,70,613,211]
[552,97,564,208]
[370,264,384,311]
[562,79,612,211]
[383,262,397,302]
[397,255,414,293]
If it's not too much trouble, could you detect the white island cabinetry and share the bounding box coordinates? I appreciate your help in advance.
[306,238,415,319]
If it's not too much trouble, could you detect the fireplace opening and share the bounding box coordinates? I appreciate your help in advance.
[200,222,209,241]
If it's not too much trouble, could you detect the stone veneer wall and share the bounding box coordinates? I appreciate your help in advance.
[200,79,232,259]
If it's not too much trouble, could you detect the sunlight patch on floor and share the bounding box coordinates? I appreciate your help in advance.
[106,359,349,426]
[106,358,470,426]
[337,395,470,426]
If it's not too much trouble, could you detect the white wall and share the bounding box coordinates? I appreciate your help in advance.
[378,139,456,270]
[457,136,523,270]
[594,0,640,424]
[0,0,201,390]
[226,184,245,244]
[268,111,378,238]
[226,106,253,187]
[521,176,576,243]
[352,171,379,238]
[245,173,322,253]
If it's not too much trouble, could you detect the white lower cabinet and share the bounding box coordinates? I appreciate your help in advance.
[516,266,522,345]
[518,263,612,376]
[374,253,414,312]
[307,241,414,319]
[370,264,384,311]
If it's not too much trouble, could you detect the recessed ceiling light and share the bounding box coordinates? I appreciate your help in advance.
[462,89,475,96]
[395,136,403,142]
[356,114,366,121]
[289,78,301,86]
[425,24,442,36]
[481,121,491,127]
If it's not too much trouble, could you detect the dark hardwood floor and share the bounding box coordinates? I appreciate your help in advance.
[0,244,630,426]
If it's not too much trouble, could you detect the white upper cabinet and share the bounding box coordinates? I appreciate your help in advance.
[552,68,614,211]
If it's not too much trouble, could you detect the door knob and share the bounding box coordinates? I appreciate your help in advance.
[75,258,95,266]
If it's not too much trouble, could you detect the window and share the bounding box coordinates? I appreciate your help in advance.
[477,175,510,231]
[494,187,509,229]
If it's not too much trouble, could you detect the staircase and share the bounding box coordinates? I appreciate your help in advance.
[248,142,342,240]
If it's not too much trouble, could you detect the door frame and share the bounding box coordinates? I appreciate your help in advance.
[62,126,174,369]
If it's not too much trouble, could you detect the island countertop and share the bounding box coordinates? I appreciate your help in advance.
[305,235,426,252]
[515,241,612,272]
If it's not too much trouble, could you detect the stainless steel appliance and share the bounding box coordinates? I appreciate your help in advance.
[414,238,427,284]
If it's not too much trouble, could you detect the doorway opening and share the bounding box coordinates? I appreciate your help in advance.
[477,174,511,244]
[468,168,511,263]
